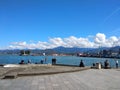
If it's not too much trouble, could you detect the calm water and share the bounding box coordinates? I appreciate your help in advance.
[0,55,120,68]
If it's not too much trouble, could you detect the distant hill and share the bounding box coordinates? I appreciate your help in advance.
[0,49,20,54]
[109,46,120,52]
[87,47,110,54]
[53,46,93,53]
[87,46,120,54]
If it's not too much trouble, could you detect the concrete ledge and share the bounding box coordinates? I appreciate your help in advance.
[18,67,90,77]
[54,64,79,67]
[1,65,90,79]
[3,73,17,79]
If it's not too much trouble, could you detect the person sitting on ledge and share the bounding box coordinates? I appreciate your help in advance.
[28,59,31,64]
[19,60,25,64]
[104,60,110,69]
[93,63,95,67]
[79,60,85,67]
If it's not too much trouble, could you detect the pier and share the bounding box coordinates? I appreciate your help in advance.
[0,64,120,90]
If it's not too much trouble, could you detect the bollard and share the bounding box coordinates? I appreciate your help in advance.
[52,58,56,65]
[96,63,101,69]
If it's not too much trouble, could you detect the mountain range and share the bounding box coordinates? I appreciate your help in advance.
[0,46,120,55]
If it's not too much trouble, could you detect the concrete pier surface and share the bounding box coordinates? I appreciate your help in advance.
[0,64,89,79]
[0,68,120,90]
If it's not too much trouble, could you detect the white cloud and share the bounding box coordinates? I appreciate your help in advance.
[11,42,27,46]
[94,33,106,44]
[8,33,120,49]
[9,42,27,49]
[49,37,66,47]
[64,36,94,48]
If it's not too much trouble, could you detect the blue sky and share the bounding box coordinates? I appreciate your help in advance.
[0,0,120,49]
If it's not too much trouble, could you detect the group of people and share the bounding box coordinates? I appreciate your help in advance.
[79,59,119,68]
[19,58,47,64]
[19,59,119,69]
[103,60,119,69]
[19,59,31,64]
[93,60,119,69]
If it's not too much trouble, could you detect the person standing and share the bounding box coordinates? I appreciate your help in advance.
[41,60,44,64]
[116,60,119,68]
[104,60,110,69]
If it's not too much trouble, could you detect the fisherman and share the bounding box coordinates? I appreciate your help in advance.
[28,59,31,64]
[40,60,44,64]
[116,60,119,68]
[79,60,85,67]
[19,60,25,64]
[104,60,109,69]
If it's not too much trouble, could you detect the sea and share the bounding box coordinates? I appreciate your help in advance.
[0,54,120,68]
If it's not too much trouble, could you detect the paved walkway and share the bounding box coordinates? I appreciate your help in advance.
[0,69,120,90]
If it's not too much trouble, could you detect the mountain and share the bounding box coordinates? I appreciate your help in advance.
[87,46,120,54]
[0,49,20,54]
[109,46,120,52]
[0,46,120,55]
[53,46,93,53]
[87,47,110,54]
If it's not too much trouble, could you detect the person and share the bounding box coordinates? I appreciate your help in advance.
[52,58,56,65]
[116,60,119,68]
[45,57,47,63]
[100,62,103,68]
[79,60,85,67]
[104,60,109,69]
[92,63,95,67]
[19,60,25,64]
[40,60,44,64]
[28,59,31,64]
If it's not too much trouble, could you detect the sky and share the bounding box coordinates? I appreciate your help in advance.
[0,0,120,49]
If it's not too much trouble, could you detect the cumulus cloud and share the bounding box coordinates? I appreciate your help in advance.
[9,42,27,49]
[94,33,106,44]
[64,36,94,48]
[8,33,120,49]
[94,34,120,47]
[49,37,66,47]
